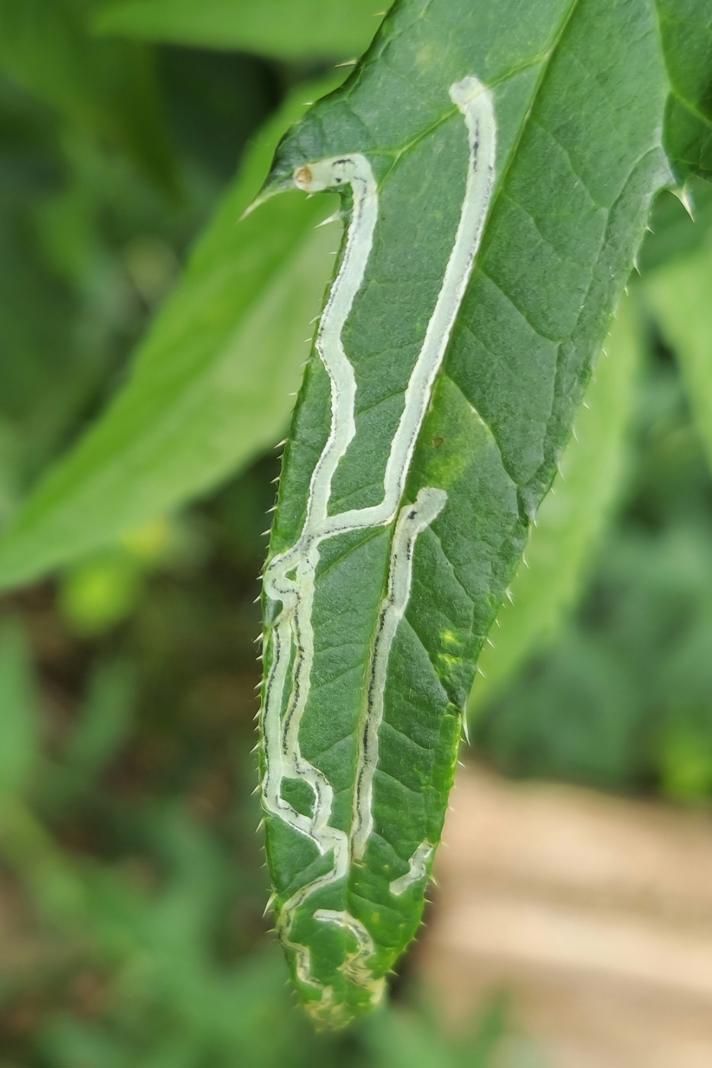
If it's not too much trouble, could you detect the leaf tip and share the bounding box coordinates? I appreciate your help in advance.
[239,173,296,221]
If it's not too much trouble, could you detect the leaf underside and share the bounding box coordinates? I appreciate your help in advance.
[258,0,709,1029]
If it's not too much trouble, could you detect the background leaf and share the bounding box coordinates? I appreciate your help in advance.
[94,0,388,61]
[471,296,642,710]
[0,80,341,591]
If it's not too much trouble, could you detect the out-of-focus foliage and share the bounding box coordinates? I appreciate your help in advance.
[0,13,276,510]
[94,0,387,61]
[0,76,342,590]
[0,0,174,188]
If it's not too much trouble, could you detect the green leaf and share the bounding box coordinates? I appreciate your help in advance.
[256,0,706,1028]
[470,296,642,710]
[0,80,341,591]
[645,230,712,472]
[93,0,388,61]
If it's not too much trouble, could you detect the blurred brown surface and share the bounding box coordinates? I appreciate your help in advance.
[420,766,712,1068]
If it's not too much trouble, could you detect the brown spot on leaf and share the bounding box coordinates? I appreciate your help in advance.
[294,165,313,190]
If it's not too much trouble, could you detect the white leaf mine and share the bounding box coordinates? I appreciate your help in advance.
[260,74,497,1021]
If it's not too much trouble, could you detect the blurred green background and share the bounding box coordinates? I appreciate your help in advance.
[1,2,712,1066]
